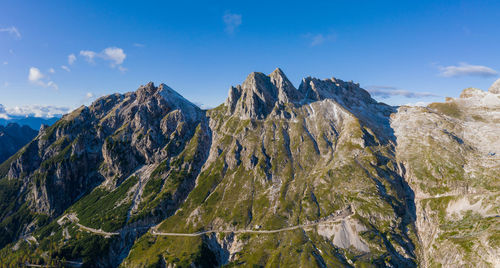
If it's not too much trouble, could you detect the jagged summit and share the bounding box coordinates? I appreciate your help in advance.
[136,82,199,111]
[225,68,301,119]
[1,70,498,267]
[269,68,302,103]
[225,68,383,119]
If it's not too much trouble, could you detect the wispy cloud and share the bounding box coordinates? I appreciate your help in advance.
[78,47,127,70]
[366,85,439,99]
[28,67,58,90]
[117,66,127,73]
[404,101,430,107]
[47,81,59,90]
[61,65,71,72]
[223,11,242,34]
[68,53,76,65]
[1,104,71,118]
[0,26,21,38]
[80,50,97,63]
[48,68,55,74]
[303,32,336,46]
[438,62,497,78]
[133,43,144,47]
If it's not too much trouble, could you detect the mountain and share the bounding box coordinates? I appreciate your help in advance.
[0,123,38,163]
[0,116,60,130]
[0,69,498,267]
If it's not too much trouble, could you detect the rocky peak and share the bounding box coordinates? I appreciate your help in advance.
[298,77,374,105]
[225,70,278,119]
[488,78,500,94]
[157,83,201,121]
[269,68,302,103]
[225,68,303,119]
[136,82,158,102]
[459,87,484,98]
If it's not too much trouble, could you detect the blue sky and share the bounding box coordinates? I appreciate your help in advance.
[1,0,500,116]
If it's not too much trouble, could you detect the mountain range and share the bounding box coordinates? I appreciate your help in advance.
[0,123,38,164]
[0,68,498,267]
[0,116,60,131]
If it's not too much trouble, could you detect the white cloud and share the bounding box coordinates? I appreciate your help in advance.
[47,81,58,90]
[223,12,242,34]
[118,66,127,73]
[4,105,71,118]
[29,67,44,82]
[78,47,127,70]
[0,104,8,119]
[404,101,430,107]
[49,68,55,74]
[0,26,21,38]
[438,62,497,78]
[61,65,71,72]
[85,92,94,99]
[366,85,439,99]
[68,53,76,65]
[3,61,7,65]
[28,67,58,90]
[102,47,126,65]
[3,82,8,87]
[310,34,325,46]
[80,50,97,63]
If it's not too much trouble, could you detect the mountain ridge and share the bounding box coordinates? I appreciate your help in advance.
[0,69,498,267]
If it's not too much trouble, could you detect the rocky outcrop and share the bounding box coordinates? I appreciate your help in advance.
[392,82,500,267]
[225,68,304,119]
[0,82,210,253]
[489,78,500,94]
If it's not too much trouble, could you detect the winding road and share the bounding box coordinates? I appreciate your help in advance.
[150,207,354,237]
[60,207,354,238]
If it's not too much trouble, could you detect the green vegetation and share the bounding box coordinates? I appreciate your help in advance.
[71,176,138,231]
[428,101,462,118]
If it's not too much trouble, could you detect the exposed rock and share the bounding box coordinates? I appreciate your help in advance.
[0,69,498,268]
[489,78,500,94]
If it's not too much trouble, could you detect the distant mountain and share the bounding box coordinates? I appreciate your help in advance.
[0,123,38,163]
[0,70,498,267]
[0,116,60,130]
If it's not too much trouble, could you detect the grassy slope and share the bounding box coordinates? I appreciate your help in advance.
[123,103,417,267]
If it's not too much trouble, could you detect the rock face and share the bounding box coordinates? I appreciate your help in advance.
[0,123,37,163]
[225,68,302,119]
[0,69,498,267]
[392,85,500,267]
[489,78,500,94]
[0,82,211,261]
